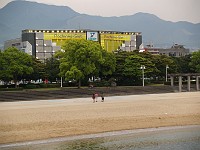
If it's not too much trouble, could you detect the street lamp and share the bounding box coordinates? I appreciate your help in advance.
[140,65,146,87]
[57,56,63,88]
[61,77,63,88]
[166,65,169,82]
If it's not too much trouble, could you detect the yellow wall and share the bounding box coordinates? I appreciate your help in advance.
[101,33,131,41]
[100,33,131,52]
[44,33,86,46]
[43,32,131,52]
[101,40,124,52]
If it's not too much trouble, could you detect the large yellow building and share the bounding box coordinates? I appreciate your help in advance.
[22,29,142,62]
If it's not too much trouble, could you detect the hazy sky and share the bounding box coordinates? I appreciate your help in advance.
[1,0,200,23]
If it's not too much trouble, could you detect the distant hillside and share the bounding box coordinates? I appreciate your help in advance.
[0,1,200,49]
[0,1,79,48]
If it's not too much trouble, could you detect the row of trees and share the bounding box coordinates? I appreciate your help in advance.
[0,47,60,88]
[0,40,200,88]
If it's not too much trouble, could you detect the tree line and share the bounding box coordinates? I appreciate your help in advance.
[0,39,200,88]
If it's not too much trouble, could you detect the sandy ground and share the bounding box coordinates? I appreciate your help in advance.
[0,92,200,144]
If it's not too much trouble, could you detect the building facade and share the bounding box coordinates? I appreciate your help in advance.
[141,44,190,57]
[159,44,190,57]
[4,38,33,55]
[4,38,22,50]
[21,29,142,62]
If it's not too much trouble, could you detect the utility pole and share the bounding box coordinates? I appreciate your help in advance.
[166,65,169,82]
[140,65,146,87]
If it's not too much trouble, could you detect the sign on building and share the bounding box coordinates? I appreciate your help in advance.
[87,31,99,41]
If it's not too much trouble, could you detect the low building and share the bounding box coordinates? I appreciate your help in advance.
[142,44,190,57]
[4,38,32,55]
[4,38,22,50]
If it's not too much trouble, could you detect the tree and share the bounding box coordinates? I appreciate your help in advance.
[138,52,160,79]
[99,49,116,79]
[26,58,46,82]
[57,39,115,88]
[151,55,176,80]
[123,54,155,85]
[45,57,60,82]
[112,51,133,85]
[190,50,200,73]
[113,51,177,85]
[0,47,33,87]
[172,54,192,73]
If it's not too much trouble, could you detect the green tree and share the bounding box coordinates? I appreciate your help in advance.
[0,47,33,87]
[113,51,177,85]
[112,51,133,85]
[57,39,115,88]
[45,57,60,82]
[99,49,116,79]
[190,50,200,73]
[123,54,155,85]
[138,52,160,79]
[26,58,46,82]
[151,55,176,80]
[172,54,192,73]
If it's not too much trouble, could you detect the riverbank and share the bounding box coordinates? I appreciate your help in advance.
[1,125,199,150]
[0,85,175,101]
[0,92,200,144]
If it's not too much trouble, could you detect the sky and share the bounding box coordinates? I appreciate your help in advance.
[0,0,200,23]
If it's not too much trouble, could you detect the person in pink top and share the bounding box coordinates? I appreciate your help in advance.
[95,93,98,102]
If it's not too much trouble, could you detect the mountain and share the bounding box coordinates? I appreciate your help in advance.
[0,1,79,48]
[0,1,200,50]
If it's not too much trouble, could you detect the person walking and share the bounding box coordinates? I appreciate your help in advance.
[95,93,98,102]
[101,93,104,102]
[92,93,95,103]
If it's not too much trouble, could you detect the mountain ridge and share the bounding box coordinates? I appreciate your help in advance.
[0,1,199,49]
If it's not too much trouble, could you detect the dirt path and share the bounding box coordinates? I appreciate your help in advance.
[0,92,200,144]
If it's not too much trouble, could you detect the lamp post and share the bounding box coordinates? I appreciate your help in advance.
[166,65,169,82]
[57,56,63,88]
[140,65,146,87]
[61,77,63,88]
